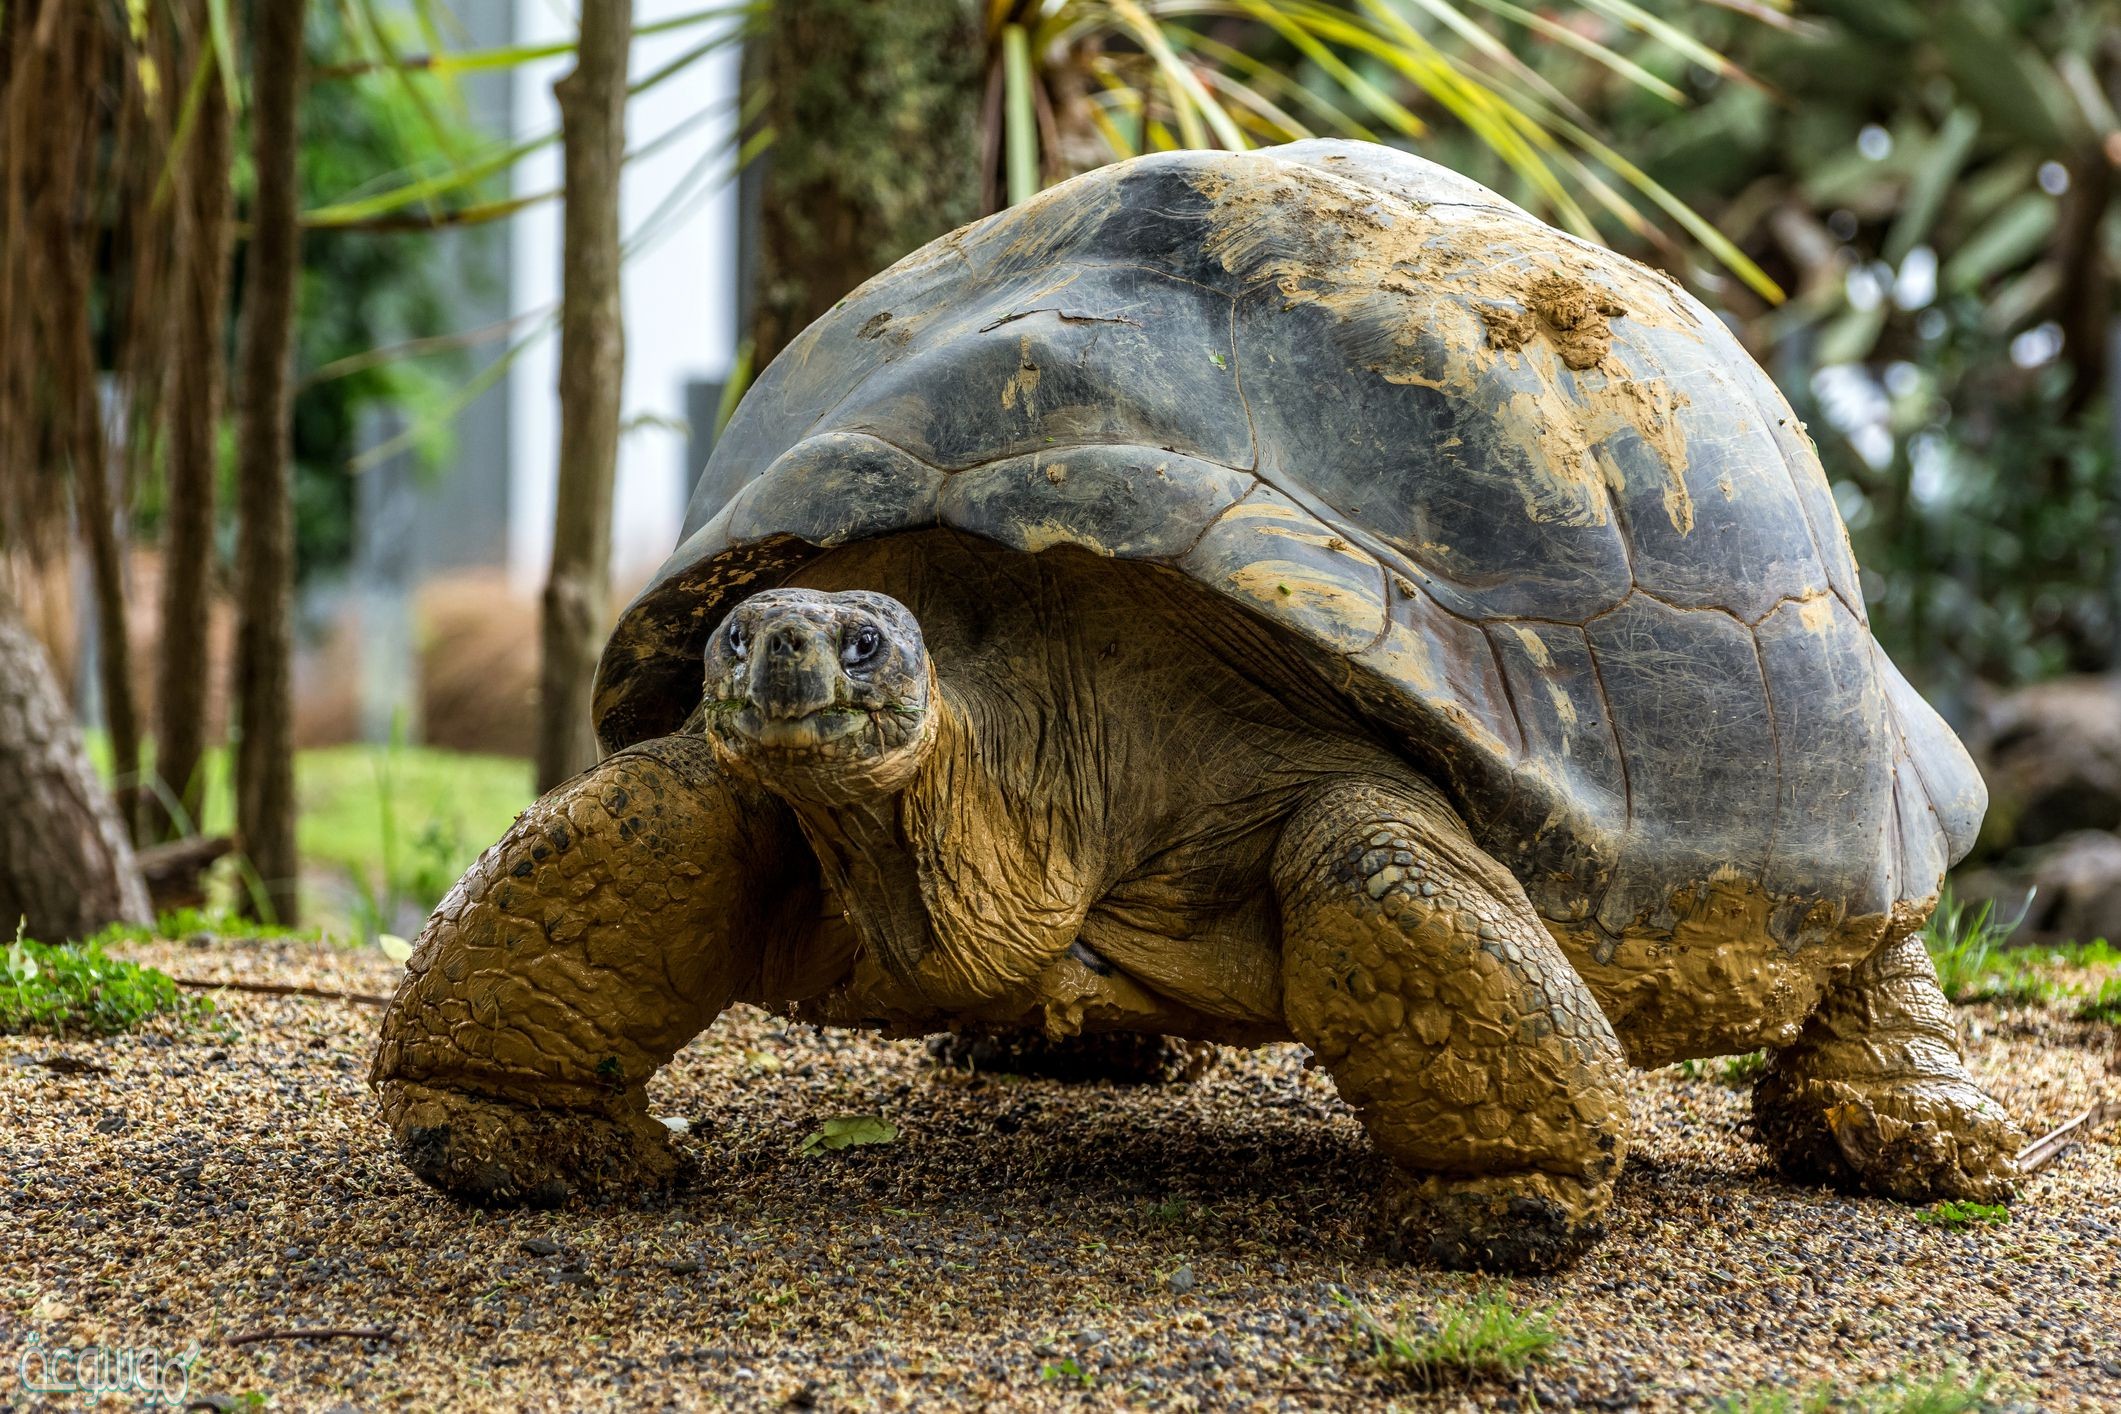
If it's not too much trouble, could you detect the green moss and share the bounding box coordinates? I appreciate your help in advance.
[1,926,207,1037]
[2073,975,2121,1023]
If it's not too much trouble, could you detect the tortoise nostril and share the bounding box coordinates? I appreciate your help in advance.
[764,625,807,658]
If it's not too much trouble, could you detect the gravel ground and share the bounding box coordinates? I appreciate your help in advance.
[4,937,2117,1412]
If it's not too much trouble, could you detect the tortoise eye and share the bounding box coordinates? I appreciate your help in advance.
[725,621,748,658]
[843,625,882,666]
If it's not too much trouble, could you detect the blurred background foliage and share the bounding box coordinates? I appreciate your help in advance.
[122,4,493,578]
[283,5,496,574]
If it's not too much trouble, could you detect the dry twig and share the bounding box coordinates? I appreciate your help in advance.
[170,978,388,1007]
[2017,1099,2121,1174]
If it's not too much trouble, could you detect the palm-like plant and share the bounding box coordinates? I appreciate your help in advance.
[983,0,1779,297]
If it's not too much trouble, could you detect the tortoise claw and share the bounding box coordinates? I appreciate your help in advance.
[379,1079,683,1208]
[1379,1171,1608,1275]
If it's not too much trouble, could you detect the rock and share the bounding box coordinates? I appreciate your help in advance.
[1956,830,2121,944]
[520,1237,562,1257]
[1167,1264,1196,1295]
[1974,674,2121,850]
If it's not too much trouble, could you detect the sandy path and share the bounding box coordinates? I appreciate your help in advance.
[4,937,2117,1411]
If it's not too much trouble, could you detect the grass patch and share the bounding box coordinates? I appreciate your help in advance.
[1,925,206,1037]
[1716,1367,2000,1413]
[82,906,323,948]
[1923,891,2118,1008]
[1037,1356,1094,1389]
[1916,1199,2009,1231]
[1923,891,2050,1004]
[1339,1286,1557,1389]
[2076,975,2121,1023]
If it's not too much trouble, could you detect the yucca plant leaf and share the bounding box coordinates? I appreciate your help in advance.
[1221,0,1428,139]
[1164,25,1381,140]
[302,28,739,226]
[1452,0,1687,105]
[1573,0,1748,82]
[150,36,222,212]
[1001,23,1041,204]
[1196,65,1314,142]
[1882,107,1981,266]
[1112,0,1248,150]
[1548,115,1786,301]
[1375,0,1594,120]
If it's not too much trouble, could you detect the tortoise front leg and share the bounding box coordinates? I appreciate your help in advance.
[1274,777,1631,1273]
[369,734,821,1206]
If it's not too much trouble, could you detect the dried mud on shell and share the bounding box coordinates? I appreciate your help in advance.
[5,938,2118,1411]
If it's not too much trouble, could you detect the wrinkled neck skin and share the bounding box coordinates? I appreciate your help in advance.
[770,677,1097,1011]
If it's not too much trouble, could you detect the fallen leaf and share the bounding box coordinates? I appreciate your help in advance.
[798,1114,899,1156]
[377,934,413,963]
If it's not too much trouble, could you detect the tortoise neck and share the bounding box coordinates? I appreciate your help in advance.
[786,683,1095,1009]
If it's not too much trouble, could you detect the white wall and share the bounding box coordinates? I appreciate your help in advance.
[506,0,744,592]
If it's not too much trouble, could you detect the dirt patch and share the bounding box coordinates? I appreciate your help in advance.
[1481,272,1629,372]
[5,937,2118,1410]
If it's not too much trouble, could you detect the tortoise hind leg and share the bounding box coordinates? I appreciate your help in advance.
[1753,930,2021,1202]
[1273,778,1630,1273]
[370,734,822,1206]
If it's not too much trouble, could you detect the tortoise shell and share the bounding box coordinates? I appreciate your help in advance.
[594,140,1982,971]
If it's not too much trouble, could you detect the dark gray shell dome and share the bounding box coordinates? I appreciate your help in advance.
[594,140,1983,972]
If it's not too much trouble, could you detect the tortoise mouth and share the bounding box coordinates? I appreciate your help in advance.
[723,704,873,752]
[704,700,880,756]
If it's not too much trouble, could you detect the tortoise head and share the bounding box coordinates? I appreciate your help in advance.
[698,587,938,804]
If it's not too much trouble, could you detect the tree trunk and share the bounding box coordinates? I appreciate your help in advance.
[152,0,235,841]
[20,5,146,842]
[534,0,632,793]
[744,0,985,370]
[0,595,151,940]
[230,0,306,925]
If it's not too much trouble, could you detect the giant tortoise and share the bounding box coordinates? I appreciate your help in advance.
[371,141,2019,1272]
